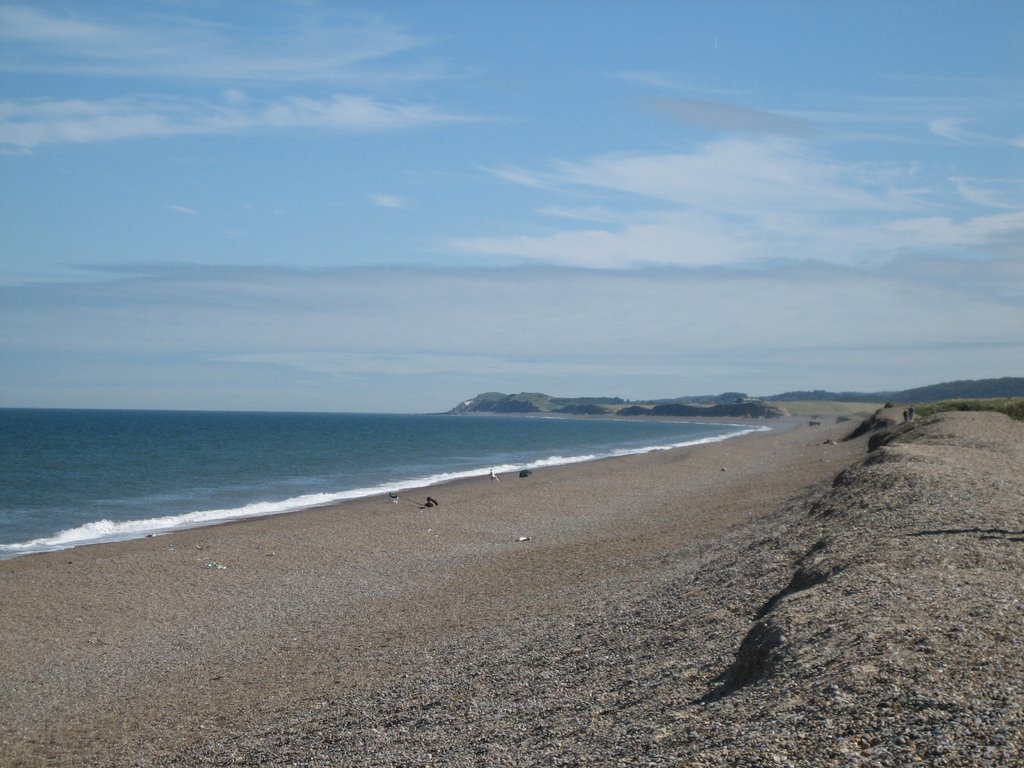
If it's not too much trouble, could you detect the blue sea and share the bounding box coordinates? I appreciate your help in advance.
[0,408,764,559]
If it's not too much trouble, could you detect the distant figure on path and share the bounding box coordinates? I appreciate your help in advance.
[908,405,915,421]
[490,468,500,482]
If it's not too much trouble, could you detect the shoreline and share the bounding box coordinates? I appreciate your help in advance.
[0,416,801,562]
[2,416,867,766]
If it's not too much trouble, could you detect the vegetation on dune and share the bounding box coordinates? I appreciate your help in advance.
[899,377,1024,402]
[915,398,1024,422]
[765,401,879,419]
[766,377,1024,403]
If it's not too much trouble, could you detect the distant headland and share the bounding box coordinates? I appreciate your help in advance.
[447,377,1024,418]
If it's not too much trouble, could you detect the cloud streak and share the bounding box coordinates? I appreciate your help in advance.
[371,194,404,209]
[458,137,1024,270]
[523,140,916,213]
[0,3,470,150]
[0,3,428,82]
[0,93,469,149]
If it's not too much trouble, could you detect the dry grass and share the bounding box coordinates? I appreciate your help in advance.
[765,400,880,419]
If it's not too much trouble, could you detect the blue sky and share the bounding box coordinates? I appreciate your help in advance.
[1,1,1022,413]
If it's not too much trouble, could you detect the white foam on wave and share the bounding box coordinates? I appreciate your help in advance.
[0,487,394,558]
[0,424,767,559]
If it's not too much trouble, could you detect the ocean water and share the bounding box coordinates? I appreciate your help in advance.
[0,408,763,559]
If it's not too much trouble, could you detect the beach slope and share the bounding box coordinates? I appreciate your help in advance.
[1,411,1021,766]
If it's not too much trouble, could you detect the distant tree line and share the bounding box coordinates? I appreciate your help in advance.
[767,377,1024,403]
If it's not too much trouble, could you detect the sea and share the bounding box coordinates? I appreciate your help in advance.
[0,408,765,560]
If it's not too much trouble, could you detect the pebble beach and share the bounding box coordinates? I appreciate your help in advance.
[2,409,1021,766]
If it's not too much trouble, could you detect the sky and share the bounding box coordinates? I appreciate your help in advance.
[1,1,1022,413]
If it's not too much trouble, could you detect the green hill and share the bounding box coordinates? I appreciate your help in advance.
[448,393,783,418]
[766,377,1024,403]
[447,378,1024,418]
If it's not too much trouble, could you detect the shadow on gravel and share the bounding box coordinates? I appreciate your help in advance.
[698,542,840,704]
[754,563,834,620]
[697,620,786,705]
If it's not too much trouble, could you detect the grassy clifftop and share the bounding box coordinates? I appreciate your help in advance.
[448,392,785,418]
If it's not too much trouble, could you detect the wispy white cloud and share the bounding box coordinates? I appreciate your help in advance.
[222,88,247,105]
[0,3,430,82]
[0,97,186,146]
[525,140,915,213]
[535,205,633,224]
[455,139,945,268]
[260,95,461,131]
[0,92,468,149]
[950,177,1024,209]
[0,3,114,47]
[930,118,970,144]
[454,210,755,269]
[456,136,1024,270]
[371,194,404,209]
[0,3,471,150]
[877,211,1024,250]
[167,204,198,216]
[928,117,1024,147]
[487,164,555,190]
